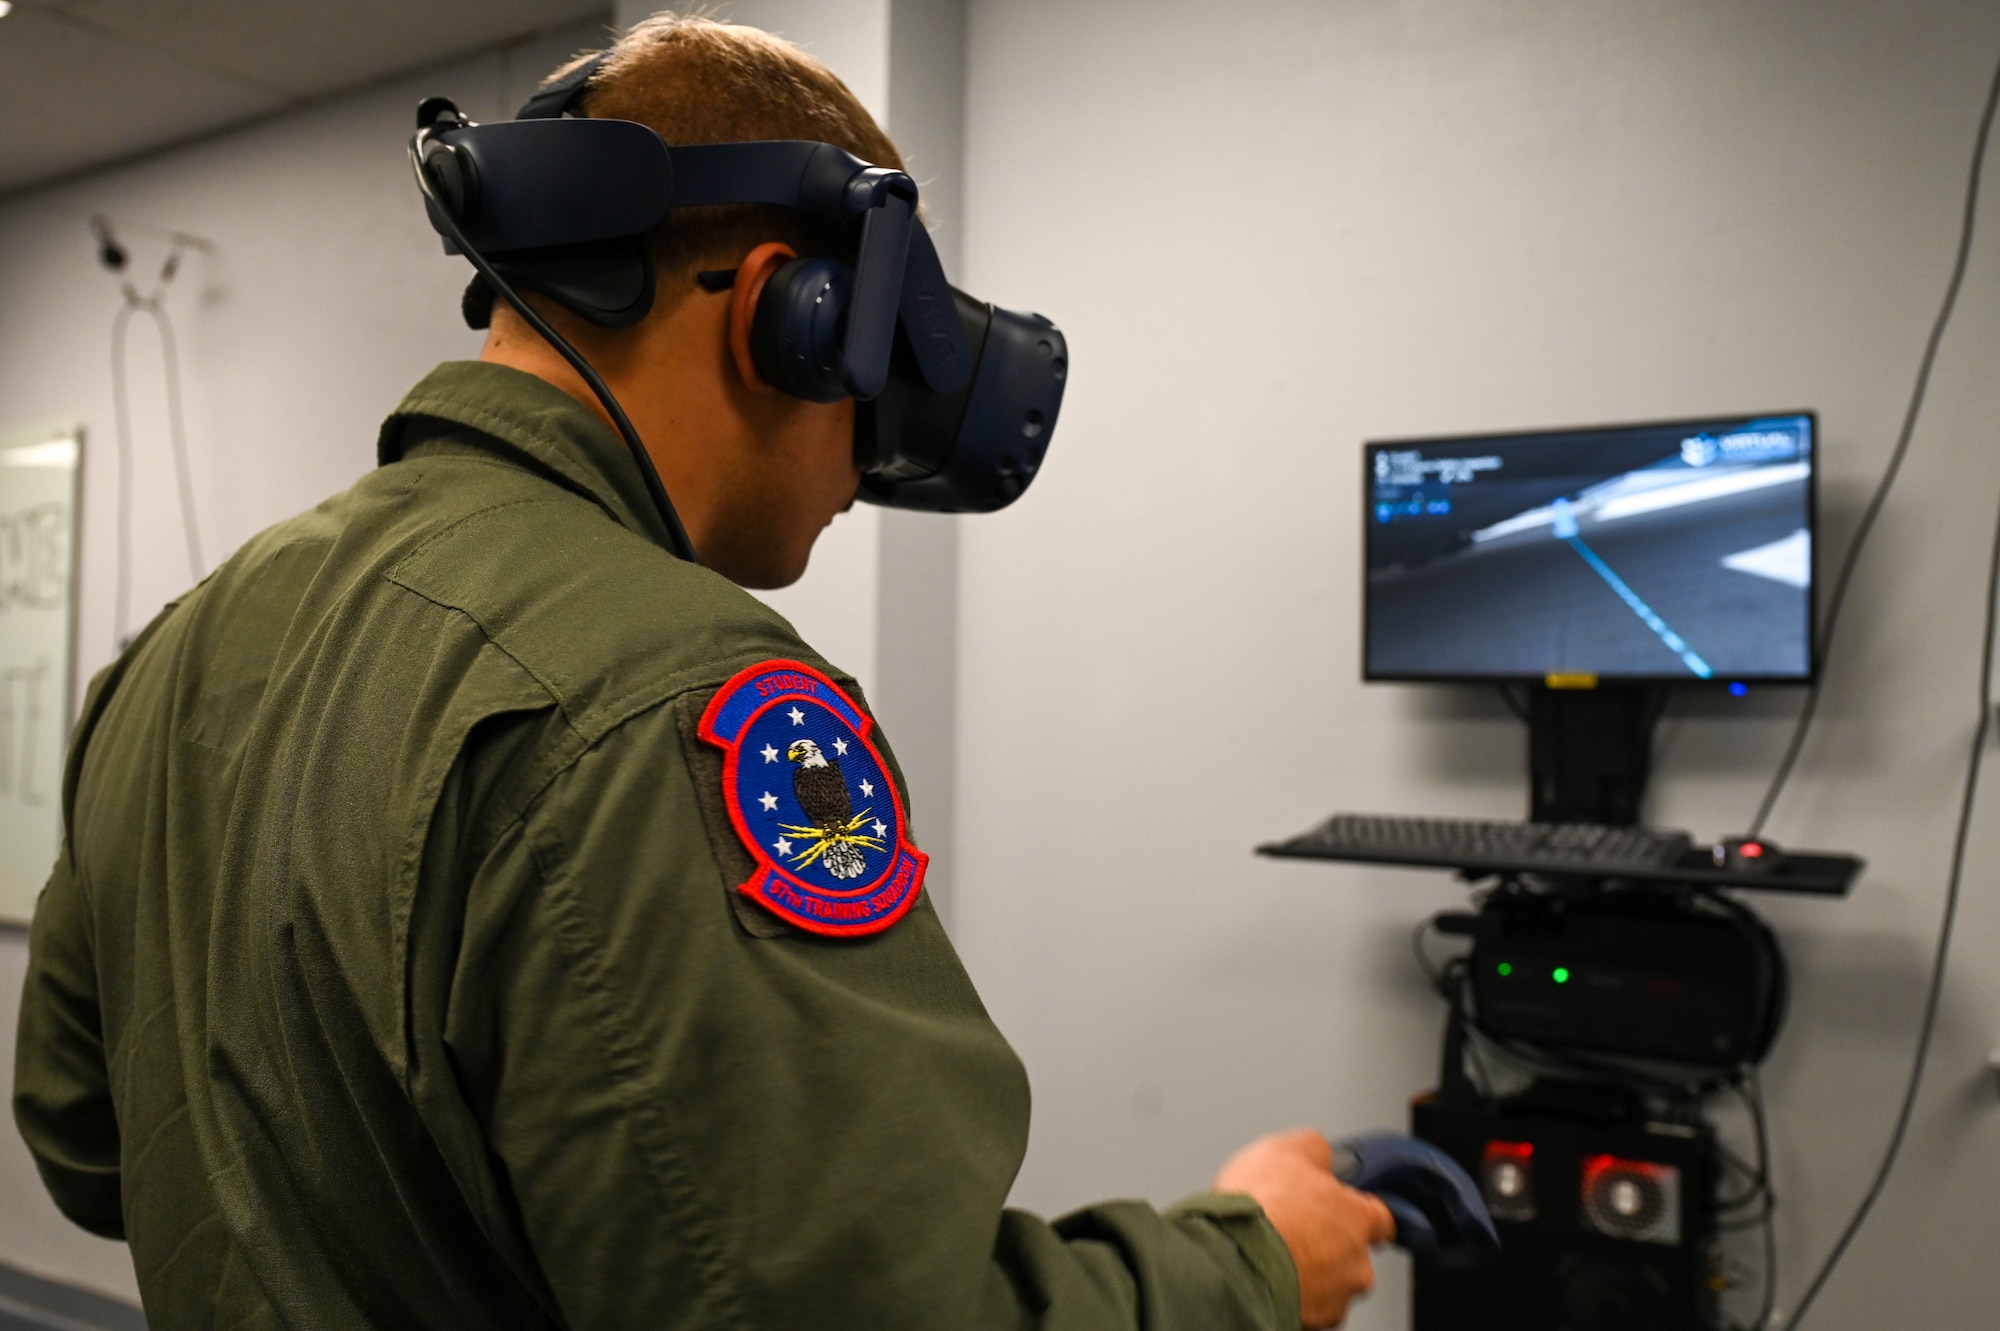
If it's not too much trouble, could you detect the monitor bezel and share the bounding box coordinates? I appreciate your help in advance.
[1360,410,1820,687]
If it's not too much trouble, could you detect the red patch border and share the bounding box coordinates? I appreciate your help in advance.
[697,659,927,937]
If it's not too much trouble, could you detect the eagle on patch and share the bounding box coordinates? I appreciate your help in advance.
[699,659,928,937]
[785,738,877,879]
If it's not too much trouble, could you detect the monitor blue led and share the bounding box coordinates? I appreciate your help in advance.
[1363,413,1816,682]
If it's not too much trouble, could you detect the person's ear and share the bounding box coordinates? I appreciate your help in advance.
[725,241,799,396]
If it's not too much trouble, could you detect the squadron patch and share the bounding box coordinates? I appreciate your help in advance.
[697,660,927,937]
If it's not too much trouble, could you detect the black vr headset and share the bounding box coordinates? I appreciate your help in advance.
[409,54,1066,565]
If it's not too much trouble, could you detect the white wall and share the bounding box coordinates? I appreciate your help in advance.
[951,2,2000,1329]
[0,18,615,1301]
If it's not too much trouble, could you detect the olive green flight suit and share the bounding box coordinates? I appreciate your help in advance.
[14,362,1298,1331]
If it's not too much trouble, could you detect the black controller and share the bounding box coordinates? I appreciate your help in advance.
[1332,1133,1499,1260]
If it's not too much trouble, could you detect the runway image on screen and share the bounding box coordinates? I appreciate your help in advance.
[1364,415,1814,681]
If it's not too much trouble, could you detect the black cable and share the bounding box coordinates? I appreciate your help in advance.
[1779,415,2000,1329]
[1714,1074,1778,1326]
[1744,1070,1777,1331]
[1713,1134,1768,1212]
[1749,47,2000,839]
[1476,1025,1731,1101]
[1410,914,1456,997]
[408,131,699,565]
[1410,923,1506,1098]
[1459,985,1498,1097]
[1443,956,1500,1099]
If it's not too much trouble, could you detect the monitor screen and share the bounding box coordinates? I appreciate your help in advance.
[1363,413,1815,683]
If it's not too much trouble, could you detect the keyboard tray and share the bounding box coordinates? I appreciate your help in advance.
[1259,816,1861,896]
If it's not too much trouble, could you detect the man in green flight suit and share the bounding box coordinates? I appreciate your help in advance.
[15,13,1393,1329]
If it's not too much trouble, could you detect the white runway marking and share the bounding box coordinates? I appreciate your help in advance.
[1722,529,1810,588]
[1472,462,1811,543]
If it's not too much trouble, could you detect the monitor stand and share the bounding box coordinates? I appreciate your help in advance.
[1527,684,1666,825]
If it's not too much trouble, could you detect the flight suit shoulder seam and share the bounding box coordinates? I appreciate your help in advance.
[571,671,744,752]
[505,674,746,819]
[385,496,583,580]
[373,579,754,762]
[575,660,861,764]
[380,500,597,735]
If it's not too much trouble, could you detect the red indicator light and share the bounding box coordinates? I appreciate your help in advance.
[1741,842,1763,859]
[1481,1141,1536,1221]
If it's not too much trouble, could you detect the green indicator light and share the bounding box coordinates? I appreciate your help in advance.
[1553,967,1571,984]
[1497,962,1512,977]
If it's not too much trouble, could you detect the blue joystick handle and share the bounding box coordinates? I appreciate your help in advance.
[1331,1133,1500,1260]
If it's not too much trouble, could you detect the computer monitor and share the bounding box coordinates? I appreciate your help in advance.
[1364,413,1816,683]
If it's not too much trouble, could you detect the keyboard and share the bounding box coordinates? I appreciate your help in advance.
[1262,813,1695,878]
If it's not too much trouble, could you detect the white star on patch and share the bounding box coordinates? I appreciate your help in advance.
[759,792,778,812]
[858,778,874,797]
[788,707,806,725]
[774,837,794,856]
[761,744,779,763]
[832,737,849,756]
[871,819,888,838]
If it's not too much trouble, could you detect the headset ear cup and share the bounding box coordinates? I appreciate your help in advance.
[749,256,852,403]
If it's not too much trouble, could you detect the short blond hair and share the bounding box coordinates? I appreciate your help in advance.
[553,12,906,289]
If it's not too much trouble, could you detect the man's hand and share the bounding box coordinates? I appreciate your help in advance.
[1214,1128,1396,1330]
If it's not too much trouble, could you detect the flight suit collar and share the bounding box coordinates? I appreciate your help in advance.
[378,361,675,550]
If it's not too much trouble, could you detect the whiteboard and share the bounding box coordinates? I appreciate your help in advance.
[0,421,81,925]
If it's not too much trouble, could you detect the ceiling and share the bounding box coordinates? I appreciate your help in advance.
[0,0,611,195]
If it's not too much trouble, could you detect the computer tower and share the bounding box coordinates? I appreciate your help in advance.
[1412,1091,1721,1331]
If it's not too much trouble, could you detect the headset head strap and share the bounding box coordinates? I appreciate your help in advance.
[516,51,613,120]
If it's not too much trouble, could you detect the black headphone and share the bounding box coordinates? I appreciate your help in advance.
[746,257,859,404]
[411,53,1067,554]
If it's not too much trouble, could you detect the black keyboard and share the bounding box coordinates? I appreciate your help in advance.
[1264,813,1694,877]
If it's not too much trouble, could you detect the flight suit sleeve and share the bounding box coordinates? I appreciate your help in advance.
[13,620,171,1242]
[13,842,124,1239]
[443,694,1298,1331]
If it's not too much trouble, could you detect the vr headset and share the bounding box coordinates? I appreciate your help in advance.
[409,55,1066,564]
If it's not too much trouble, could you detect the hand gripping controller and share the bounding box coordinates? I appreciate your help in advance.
[1331,1133,1500,1260]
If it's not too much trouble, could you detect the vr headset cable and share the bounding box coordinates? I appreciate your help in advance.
[408,113,699,565]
